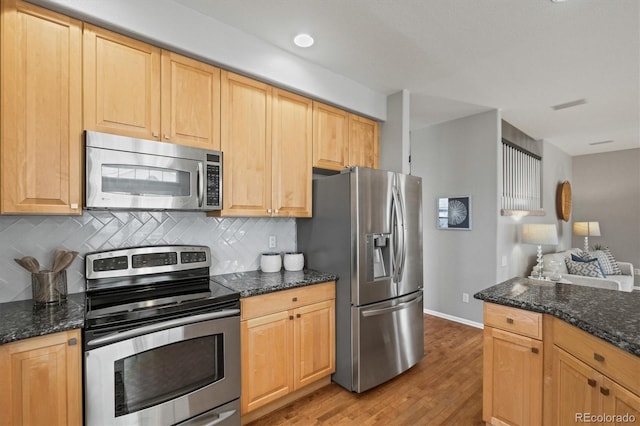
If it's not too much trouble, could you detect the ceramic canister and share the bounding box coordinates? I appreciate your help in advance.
[283,252,304,271]
[260,252,282,273]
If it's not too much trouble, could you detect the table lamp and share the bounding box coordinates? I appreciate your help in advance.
[523,223,559,279]
[573,221,600,253]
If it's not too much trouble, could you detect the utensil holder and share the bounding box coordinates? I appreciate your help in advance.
[31,270,67,305]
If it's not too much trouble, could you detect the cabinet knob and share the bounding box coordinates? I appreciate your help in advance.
[292,297,298,302]
[68,338,77,346]
[600,387,610,396]
[296,313,301,318]
[152,132,159,138]
[506,318,514,324]
[267,209,272,213]
[289,315,294,320]
[164,134,170,140]
[587,378,596,387]
[274,209,279,214]
[531,347,539,354]
[70,203,79,209]
[594,353,605,362]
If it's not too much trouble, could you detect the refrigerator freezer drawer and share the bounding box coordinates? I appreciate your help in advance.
[352,291,424,392]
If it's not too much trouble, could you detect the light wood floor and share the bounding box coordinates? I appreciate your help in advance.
[248,314,484,426]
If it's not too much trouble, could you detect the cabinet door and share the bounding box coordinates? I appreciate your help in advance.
[241,311,293,414]
[293,299,335,390]
[272,89,312,217]
[483,327,543,426]
[349,113,379,169]
[84,24,161,140]
[312,102,349,171]
[1,0,82,214]
[161,51,221,150]
[220,71,272,216]
[553,347,602,426]
[0,329,82,426]
[602,378,640,425]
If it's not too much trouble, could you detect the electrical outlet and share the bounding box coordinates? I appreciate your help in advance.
[462,292,469,303]
[635,268,640,275]
[268,235,277,249]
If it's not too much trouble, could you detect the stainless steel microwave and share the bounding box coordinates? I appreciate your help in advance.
[85,131,221,211]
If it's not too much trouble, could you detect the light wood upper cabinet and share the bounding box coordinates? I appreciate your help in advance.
[349,113,379,169]
[312,102,349,171]
[161,51,221,149]
[0,329,82,426]
[312,101,379,171]
[220,71,272,216]
[272,89,312,217]
[1,0,82,214]
[219,73,311,217]
[83,24,161,140]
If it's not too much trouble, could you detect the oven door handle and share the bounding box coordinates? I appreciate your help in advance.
[86,309,240,347]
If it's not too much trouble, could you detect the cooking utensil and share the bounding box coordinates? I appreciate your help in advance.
[52,250,78,273]
[50,248,67,271]
[14,256,41,273]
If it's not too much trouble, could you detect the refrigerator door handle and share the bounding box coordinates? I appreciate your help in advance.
[396,185,407,281]
[361,293,422,317]
[391,185,406,283]
[391,188,402,284]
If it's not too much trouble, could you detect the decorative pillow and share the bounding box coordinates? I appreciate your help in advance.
[585,248,622,275]
[565,258,605,278]
[571,254,606,277]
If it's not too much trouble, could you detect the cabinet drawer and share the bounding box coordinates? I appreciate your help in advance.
[484,303,542,339]
[553,318,640,396]
[241,281,335,320]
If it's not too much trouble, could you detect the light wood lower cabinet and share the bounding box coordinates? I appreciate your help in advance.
[240,282,335,417]
[483,303,640,426]
[0,329,82,426]
[483,304,543,426]
[1,0,82,214]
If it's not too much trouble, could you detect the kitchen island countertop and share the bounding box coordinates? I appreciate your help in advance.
[474,277,640,357]
[211,269,338,298]
[0,293,85,345]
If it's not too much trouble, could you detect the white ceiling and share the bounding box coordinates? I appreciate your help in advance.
[174,0,639,156]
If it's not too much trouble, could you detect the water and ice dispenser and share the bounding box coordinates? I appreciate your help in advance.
[366,233,391,281]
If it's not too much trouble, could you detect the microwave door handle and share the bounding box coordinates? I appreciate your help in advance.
[197,162,205,208]
[86,309,240,347]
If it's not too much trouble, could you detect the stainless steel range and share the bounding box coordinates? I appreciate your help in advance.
[83,245,240,426]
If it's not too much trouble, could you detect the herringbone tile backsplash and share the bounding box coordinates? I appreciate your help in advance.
[0,212,296,303]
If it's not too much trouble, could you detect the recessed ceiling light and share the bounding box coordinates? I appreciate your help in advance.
[589,140,614,146]
[551,98,587,111]
[294,33,314,48]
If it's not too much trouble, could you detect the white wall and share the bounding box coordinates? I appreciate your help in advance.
[31,0,386,120]
[572,149,640,285]
[411,110,500,324]
[496,141,573,282]
[380,90,410,173]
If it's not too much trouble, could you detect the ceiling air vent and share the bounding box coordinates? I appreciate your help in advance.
[589,140,614,146]
[551,98,587,111]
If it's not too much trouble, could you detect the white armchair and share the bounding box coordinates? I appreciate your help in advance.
[542,248,635,292]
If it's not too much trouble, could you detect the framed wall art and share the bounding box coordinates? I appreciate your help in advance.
[437,196,472,230]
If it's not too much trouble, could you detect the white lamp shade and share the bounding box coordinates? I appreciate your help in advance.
[522,223,559,245]
[573,221,601,237]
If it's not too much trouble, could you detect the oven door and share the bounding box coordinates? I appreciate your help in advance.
[86,145,205,211]
[85,314,240,426]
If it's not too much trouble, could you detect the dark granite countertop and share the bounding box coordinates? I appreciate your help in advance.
[211,269,337,298]
[0,293,85,345]
[474,277,640,357]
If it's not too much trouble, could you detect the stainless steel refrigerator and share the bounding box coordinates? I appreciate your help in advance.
[298,167,424,393]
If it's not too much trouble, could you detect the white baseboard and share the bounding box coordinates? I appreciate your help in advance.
[423,309,484,329]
